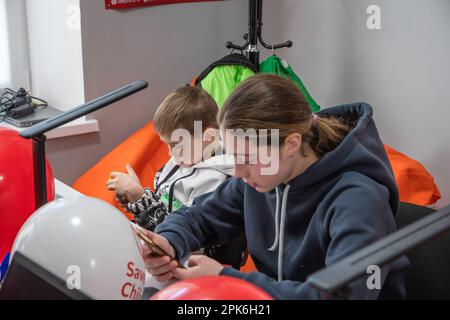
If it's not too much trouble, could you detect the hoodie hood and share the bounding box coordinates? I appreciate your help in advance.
[155,151,234,211]
[192,153,234,176]
[267,102,399,283]
[285,102,398,214]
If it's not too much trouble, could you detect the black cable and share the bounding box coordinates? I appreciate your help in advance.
[0,88,19,123]
[0,89,16,111]
[30,96,48,109]
[0,87,49,124]
[0,90,14,123]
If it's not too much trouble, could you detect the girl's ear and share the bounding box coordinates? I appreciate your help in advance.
[283,133,302,157]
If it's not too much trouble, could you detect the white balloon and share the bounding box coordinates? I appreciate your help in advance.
[11,197,146,300]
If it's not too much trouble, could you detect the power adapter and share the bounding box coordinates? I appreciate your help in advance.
[8,103,36,119]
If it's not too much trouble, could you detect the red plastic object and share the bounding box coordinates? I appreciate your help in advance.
[0,128,55,259]
[105,0,219,10]
[150,276,273,300]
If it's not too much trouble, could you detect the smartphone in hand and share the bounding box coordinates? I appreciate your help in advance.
[134,226,173,257]
[133,226,187,269]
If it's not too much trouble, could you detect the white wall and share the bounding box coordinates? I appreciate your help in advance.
[262,0,450,207]
[26,0,85,110]
[45,0,247,185]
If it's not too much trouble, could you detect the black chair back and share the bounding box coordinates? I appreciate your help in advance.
[396,202,450,299]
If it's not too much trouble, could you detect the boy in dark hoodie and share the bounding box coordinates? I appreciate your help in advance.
[139,74,409,299]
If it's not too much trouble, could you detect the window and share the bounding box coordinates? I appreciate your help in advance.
[0,0,10,87]
[1,0,30,90]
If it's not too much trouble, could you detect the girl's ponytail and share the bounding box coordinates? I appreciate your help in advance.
[303,116,351,158]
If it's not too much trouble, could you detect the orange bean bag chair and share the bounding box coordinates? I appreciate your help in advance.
[384,145,441,206]
[72,122,169,220]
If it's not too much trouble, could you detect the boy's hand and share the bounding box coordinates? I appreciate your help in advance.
[137,228,178,283]
[172,255,224,280]
[106,164,145,203]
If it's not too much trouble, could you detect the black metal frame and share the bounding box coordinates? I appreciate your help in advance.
[226,0,292,67]
[19,80,149,210]
[307,204,450,299]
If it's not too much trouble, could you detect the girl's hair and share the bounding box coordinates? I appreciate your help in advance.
[154,86,218,136]
[218,74,351,158]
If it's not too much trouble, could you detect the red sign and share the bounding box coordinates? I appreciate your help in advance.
[105,0,218,10]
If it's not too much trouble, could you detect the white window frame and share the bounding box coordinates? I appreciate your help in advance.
[0,0,11,87]
[1,0,31,90]
[1,0,97,139]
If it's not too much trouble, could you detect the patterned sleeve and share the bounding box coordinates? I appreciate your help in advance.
[127,188,169,231]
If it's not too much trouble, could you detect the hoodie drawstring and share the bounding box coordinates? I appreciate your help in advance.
[268,188,281,251]
[268,184,291,281]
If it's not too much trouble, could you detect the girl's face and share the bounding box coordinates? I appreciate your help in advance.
[221,129,302,193]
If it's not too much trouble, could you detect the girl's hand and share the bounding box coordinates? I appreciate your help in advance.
[137,228,178,283]
[106,164,144,202]
[172,255,224,280]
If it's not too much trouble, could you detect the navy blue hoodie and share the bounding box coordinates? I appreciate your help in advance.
[155,103,409,299]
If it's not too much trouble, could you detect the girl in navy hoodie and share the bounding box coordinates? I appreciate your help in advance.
[141,74,409,299]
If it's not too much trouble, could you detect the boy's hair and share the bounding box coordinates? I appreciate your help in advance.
[154,86,218,135]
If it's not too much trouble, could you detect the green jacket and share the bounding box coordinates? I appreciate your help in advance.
[260,55,320,112]
[195,53,258,107]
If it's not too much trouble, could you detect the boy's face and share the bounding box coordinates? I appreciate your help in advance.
[160,128,218,168]
[160,133,195,168]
